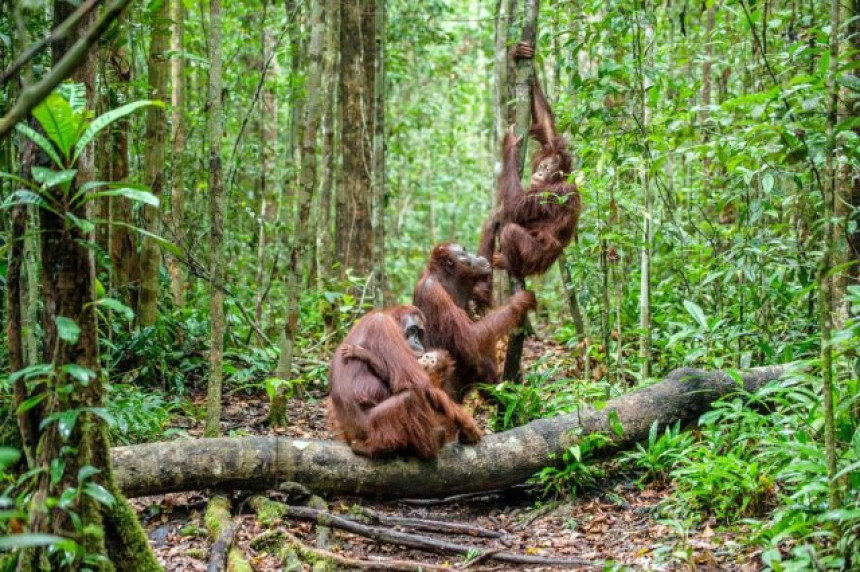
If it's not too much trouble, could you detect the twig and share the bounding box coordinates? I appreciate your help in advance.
[282,505,600,568]
[356,506,504,539]
[461,547,504,568]
[0,0,100,87]
[207,521,237,572]
[0,0,132,138]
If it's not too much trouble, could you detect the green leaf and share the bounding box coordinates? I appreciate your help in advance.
[16,393,47,414]
[55,316,81,344]
[61,364,96,385]
[608,410,624,437]
[15,123,64,168]
[77,465,100,483]
[32,92,87,161]
[91,297,135,321]
[0,533,74,550]
[96,219,180,254]
[761,172,774,194]
[85,188,159,207]
[0,447,21,472]
[0,170,38,190]
[57,82,87,112]
[83,483,116,508]
[0,190,61,216]
[66,212,95,234]
[683,300,709,330]
[31,167,77,188]
[73,100,164,163]
[8,363,53,384]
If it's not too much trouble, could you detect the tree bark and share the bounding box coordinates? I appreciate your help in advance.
[336,0,375,278]
[113,365,789,498]
[371,0,387,307]
[501,0,539,383]
[315,0,339,288]
[206,0,225,437]
[638,1,654,382]
[167,0,186,308]
[271,0,326,426]
[138,0,170,326]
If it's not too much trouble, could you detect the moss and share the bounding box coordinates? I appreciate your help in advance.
[179,524,207,537]
[227,548,252,572]
[249,495,287,526]
[204,496,232,541]
[186,548,207,559]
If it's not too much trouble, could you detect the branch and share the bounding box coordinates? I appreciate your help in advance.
[0,0,101,87]
[0,0,132,139]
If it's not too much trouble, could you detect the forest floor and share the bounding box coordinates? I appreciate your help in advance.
[132,338,765,571]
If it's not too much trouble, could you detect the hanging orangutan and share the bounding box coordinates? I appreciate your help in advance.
[477,42,581,309]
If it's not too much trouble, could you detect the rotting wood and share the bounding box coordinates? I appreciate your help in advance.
[356,506,504,538]
[113,365,791,498]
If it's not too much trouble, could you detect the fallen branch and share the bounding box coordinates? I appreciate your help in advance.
[356,506,503,539]
[255,528,449,571]
[113,365,791,499]
[207,521,237,572]
[282,504,599,568]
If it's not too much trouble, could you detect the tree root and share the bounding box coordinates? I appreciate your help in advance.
[355,506,504,538]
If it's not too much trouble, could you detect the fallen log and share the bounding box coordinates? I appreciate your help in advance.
[113,365,790,498]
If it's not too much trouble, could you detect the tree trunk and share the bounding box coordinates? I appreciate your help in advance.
[138,0,169,327]
[206,0,225,438]
[371,0,387,307]
[107,12,140,312]
[113,365,790,498]
[316,0,339,288]
[271,0,326,426]
[638,1,654,382]
[501,0,540,384]
[167,0,186,308]
[336,0,375,278]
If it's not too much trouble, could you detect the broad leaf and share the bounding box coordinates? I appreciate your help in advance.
[15,123,63,168]
[0,190,61,216]
[84,483,116,508]
[85,188,159,207]
[61,364,96,385]
[0,447,21,471]
[55,316,81,344]
[32,167,77,188]
[57,82,86,112]
[96,219,180,254]
[0,170,38,190]
[32,92,87,161]
[73,181,148,203]
[0,534,74,550]
[91,297,135,321]
[77,465,100,483]
[73,100,164,163]
[683,300,709,330]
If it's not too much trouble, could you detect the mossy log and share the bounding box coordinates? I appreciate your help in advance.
[113,365,789,499]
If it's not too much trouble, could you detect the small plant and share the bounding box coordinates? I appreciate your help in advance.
[620,420,694,484]
[531,432,612,498]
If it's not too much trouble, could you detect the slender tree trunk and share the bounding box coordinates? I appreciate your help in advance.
[821,0,840,510]
[138,0,170,326]
[493,0,516,199]
[638,1,654,382]
[106,12,139,312]
[206,0,225,438]
[371,0,387,307]
[502,0,540,384]
[316,0,339,288]
[168,0,186,308]
[336,0,375,278]
[23,207,40,365]
[271,0,326,426]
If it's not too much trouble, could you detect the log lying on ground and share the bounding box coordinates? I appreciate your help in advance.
[113,365,790,498]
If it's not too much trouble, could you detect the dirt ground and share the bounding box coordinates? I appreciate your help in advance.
[133,338,763,570]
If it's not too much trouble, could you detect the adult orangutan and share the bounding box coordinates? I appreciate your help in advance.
[477,43,581,306]
[413,243,537,400]
[327,305,482,458]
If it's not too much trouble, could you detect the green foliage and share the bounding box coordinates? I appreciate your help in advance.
[620,420,694,484]
[531,432,612,498]
[106,384,173,445]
